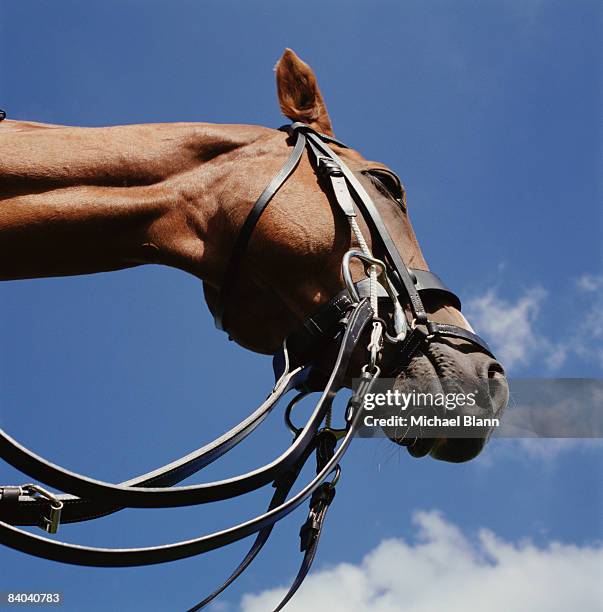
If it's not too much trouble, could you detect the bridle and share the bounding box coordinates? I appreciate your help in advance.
[0,121,494,610]
[215,123,492,368]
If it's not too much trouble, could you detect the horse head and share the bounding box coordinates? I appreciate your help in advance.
[0,49,508,463]
[203,49,509,462]
[0,48,511,605]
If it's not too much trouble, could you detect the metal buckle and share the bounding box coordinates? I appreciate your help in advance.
[341,250,386,303]
[341,250,409,340]
[318,426,347,441]
[327,464,341,486]
[410,316,436,341]
[284,391,313,437]
[21,484,63,534]
[317,156,343,178]
[367,321,384,371]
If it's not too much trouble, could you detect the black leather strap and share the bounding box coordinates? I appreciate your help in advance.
[213,121,490,369]
[287,293,354,363]
[0,373,368,568]
[298,126,429,324]
[411,269,461,310]
[272,429,339,611]
[187,489,284,611]
[426,322,493,357]
[187,437,317,611]
[286,268,468,366]
[0,300,374,567]
[0,301,372,510]
[214,129,307,330]
[277,502,328,610]
[190,429,339,611]
[288,122,349,149]
[0,365,302,527]
[213,124,349,333]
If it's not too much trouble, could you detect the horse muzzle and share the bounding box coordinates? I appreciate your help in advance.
[387,339,509,462]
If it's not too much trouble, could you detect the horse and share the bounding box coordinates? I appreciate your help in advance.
[0,47,509,609]
[0,49,508,463]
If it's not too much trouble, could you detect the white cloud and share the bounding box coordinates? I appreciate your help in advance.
[464,272,603,373]
[464,287,549,372]
[483,438,603,464]
[577,274,603,293]
[512,438,603,460]
[573,273,603,368]
[239,510,603,612]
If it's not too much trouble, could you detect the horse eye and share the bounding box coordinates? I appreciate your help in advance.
[364,169,406,210]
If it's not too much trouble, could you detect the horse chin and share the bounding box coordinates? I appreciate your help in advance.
[402,437,487,463]
[387,342,509,463]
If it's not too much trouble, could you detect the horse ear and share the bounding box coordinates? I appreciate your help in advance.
[275,49,334,136]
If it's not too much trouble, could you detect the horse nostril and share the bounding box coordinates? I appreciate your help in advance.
[488,362,506,379]
[486,362,509,415]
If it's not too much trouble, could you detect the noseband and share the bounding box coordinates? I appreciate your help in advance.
[0,122,494,610]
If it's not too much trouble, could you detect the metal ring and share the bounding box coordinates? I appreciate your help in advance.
[342,250,387,302]
[341,250,410,340]
[319,426,347,441]
[21,483,63,534]
[411,314,428,328]
[361,363,381,378]
[328,465,341,487]
[22,484,63,509]
[284,391,312,436]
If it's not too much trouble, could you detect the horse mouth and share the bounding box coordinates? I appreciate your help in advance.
[386,340,509,462]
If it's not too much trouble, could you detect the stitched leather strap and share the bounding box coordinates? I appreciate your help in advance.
[0,365,302,527]
[189,430,338,612]
[286,269,477,366]
[272,429,338,612]
[272,483,333,612]
[299,127,429,324]
[214,129,307,330]
[411,269,461,310]
[0,300,374,567]
[427,322,493,356]
[0,369,367,568]
[187,439,317,611]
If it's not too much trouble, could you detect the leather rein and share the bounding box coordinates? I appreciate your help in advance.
[0,120,494,610]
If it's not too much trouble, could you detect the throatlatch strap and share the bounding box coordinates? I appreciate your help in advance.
[214,130,307,331]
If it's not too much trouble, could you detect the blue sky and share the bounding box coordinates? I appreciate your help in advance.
[1,1,602,611]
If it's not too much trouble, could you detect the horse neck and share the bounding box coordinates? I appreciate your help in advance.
[0,120,269,281]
